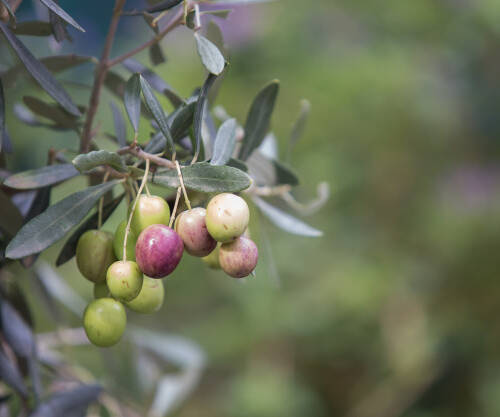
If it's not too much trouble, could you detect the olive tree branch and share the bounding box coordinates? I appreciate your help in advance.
[117,145,176,169]
[80,0,127,153]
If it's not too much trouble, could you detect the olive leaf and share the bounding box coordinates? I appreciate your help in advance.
[150,43,166,66]
[5,180,120,259]
[38,0,85,33]
[247,151,299,186]
[4,164,79,189]
[0,23,81,116]
[110,101,127,146]
[252,196,322,237]
[72,150,127,173]
[194,73,218,162]
[22,96,80,129]
[146,0,183,13]
[239,80,280,161]
[0,350,28,398]
[0,190,23,237]
[194,33,225,76]
[211,118,237,166]
[124,73,141,134]
[0,78,4,153]
[12,21,53,37]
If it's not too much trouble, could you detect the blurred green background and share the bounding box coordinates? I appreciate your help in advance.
[5,0,500,416]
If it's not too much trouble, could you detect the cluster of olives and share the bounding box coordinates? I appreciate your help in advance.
[76,192,258,347]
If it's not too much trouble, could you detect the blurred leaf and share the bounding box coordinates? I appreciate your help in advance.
[38,0,85,33]
[4,164,78,190]
[247,150,299,186]
[23,96,80,129]
[139,75,174,154]
[13,103,43,127]
[0,79,4,153]
[0,350,28,397]
[194,33,225,76]
[49,6,70,43]
[0,23,81,116]
[152,162,251,193]
[0,190,23,237]
[2,127,12,153]
[0,0,15,24]
[109,101,127,146]
[258,132,278,159]
[5,180,119,259]
[72,150,127,173]
[239,80,279,161]
[12,21,52,37]
[104,71,126,98]
[227,158,248,172]
[0,301,35,358]
[56,193,124,266]
[211,118,237,166]
[252,196,322,237]
[201,9,232,19]
[288,99,310,159]
[29,384,102,417]
[149,43,166,66]
[124,73,141,134]
[194,73,218,162]
[146,0,183,13]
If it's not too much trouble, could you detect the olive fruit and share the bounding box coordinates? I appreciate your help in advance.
[76,230,116,283]
[219,236,258,278]
[113,220,137,261]
[131,195,170,234]
[135,224,183,278]
[126,276,164,314]
[175,208,217,257]
[205,193,249,243]
[106,261,143,302]
[202,244,221,269]
[93,282,109,299]
[83,298,126,347]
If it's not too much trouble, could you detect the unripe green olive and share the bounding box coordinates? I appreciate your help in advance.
[131,195,170,235]
[201,243,221,269]
[205,193,249,243]
[93,282,109,299]
[126,276,164,314]
[106,261,143,302]
[83,298,126,347]
[76,230,116,283]
[113,220,137,261]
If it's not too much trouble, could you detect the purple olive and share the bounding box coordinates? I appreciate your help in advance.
[175,208,217,257]
[219,236,258,278]
[135,224,183,278]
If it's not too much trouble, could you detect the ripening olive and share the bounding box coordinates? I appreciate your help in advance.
[106,260,143,302]
[219,236,258,278]
[126,276,164,314]
[113,220,137,261]
[76,230,116,283]
[175,208,217,257]
[201,243,221,269]
[205,193,249,243]
[83,298,126,347]
[131,195,170,235]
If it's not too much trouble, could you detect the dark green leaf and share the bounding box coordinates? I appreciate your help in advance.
[146,0,183,13]
[124,73,141,133]
[11,20,53,37]
[0,301,35,358]
[194,33,225,75]
[239,80,279,161]
[149,43,166,66]
[227,158,248,172]
[0,23,81,116]
[194,73,218,162]
[5,180,119,259]
[211,118,237,166]
[23,96,80,129]
[152,162,251,193]
[139,75,174,154]
[4,164,78,190]
[109,101,127,146]
[72,150,127,173]
[56,193,124,266]
[38,0,85,33]
[0,79,4,153]
[0,190,23,237]
[0,0,15,24]
[104,71,126,98]
[0,350,28,397]
[49,4,71,43]
[252,196,322,237]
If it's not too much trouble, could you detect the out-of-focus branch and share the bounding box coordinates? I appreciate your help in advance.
[117,145,176,169]
[1,0,24,22]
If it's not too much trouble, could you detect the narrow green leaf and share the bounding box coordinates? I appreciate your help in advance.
[149,43,166,66]
[0,190,23,237]
[211,118,237,166]
[0,350,28,398]
[227,158,248,172]
[23,96,80,129]
[109,101,127,146]
[194,73,218,162]
[146,0,183,13]
[152,162,251,193]
[12,21,53,36]
[0,79,4,153]
[194,33,225,75]
[72,150,127,173]
[38,0,85,32]
[124,73,141,133]
[0,0,16,24]
[56,193,124,266]
[252,196,322,237]
[239,80,279,161]
[5,180,120,259]
[0,23,81,116]
[139,75,174,154]
[4,164,79,190]
[49,6,71,43]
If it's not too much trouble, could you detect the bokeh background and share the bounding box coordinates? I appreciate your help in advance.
[4,0,500,416]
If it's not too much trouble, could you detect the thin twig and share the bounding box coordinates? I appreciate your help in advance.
[169,187,182,228]
[118,146,176,169]
[175,160,191,210]
[80,0,126,153]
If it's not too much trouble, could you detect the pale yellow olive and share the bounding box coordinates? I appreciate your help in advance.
[205,193,249,243]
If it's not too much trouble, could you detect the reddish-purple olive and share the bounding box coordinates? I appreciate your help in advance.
[175,208,217,257]
[219,236,258,278]
[135,224,183,278]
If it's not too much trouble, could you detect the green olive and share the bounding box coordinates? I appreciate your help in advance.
[113,220,137,261]
[83,298,126,347]
[106,261,143,302]
[126,276,164,314]
[201,243,221,269]
[131,195,170,235]
[205,193,249,243]
[76,230,116,283]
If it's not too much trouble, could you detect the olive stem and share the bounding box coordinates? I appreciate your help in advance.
[97,171,111,229]
[123,159,150,261]
[169,187,182,228]
[175,160,191,210]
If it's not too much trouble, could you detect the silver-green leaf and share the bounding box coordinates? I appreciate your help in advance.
[4,164,79,190]
[211,118,237,166]
[124,73,141,133]
[72,150,127,173]
[38,0,85,33]
[194,33,225,76]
